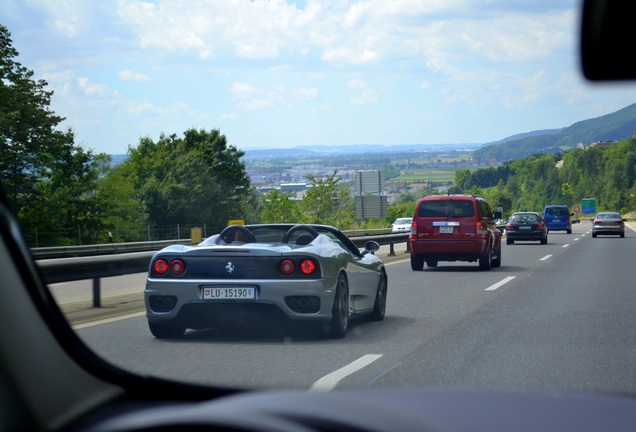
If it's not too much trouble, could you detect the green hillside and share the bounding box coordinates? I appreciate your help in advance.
[473,103,636,162]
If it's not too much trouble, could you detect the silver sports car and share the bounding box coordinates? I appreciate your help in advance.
[144,224,387,339]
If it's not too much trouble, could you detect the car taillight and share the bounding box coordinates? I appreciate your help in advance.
[537,222,544,230]
[615,221,623,226]
[409,221,417,239]
[506,223,514,231]
[154,259,169,275]
[594,221,602,225]
[170,259,186,276]
[300,259,316,275]
[280,259,295,275]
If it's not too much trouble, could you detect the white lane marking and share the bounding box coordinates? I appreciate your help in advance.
[485,276,516,291]
[310,354,382,392]
[562,244,570,248]
[72,311,146,330]
[540,255,552,261]
[574,238,580,241]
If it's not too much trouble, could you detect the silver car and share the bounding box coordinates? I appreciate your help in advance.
[145,224,387,339]
[391,217,413,233]
[592,212,625,238]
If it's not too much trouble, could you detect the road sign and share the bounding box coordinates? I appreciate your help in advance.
[573,205,580,212]
[581,198,596,215]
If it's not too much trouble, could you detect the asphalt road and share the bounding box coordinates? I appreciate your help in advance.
[60,222,636,395]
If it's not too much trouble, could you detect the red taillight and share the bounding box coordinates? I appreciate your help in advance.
[594,221,602,225]
[154,259,169,275]
[506,223,514,231]
[537,222,544,230]
[300,259,316,275]
[410,221,417,237]
[615,221,623,226]
[476,221,484,228]
[280,259,295,275]
[170,259,186,276]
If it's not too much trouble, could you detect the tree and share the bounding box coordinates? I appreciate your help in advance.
[300,170,341,225]
[0,24,68,212]
[125,128,251,231]
[1,24,112,246]
[260,189,303,223]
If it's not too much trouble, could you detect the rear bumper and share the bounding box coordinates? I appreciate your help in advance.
[507,231,546,240]
[409,239,487,261]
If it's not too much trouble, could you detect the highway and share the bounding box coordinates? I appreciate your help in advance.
[51,223,636,395]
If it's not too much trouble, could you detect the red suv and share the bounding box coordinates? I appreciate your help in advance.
[409,194,502,271]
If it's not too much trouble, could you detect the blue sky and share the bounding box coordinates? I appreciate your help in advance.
[2,0,636,155]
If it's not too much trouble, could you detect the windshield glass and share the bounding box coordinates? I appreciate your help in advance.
[4,0,636,397]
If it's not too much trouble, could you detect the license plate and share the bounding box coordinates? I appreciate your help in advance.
[202,287,255,300]
[519,226,531,230]
[439,226,454,234]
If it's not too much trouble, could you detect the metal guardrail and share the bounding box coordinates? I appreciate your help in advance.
[35,233,409,308]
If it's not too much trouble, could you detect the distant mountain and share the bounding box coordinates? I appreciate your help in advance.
[473,103,636,162]
[109,154,128,166]
[484,128,563,146]
[242,143,481,160]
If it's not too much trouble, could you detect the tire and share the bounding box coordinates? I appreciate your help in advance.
[540,238,547,245]
[492,244,501,268]
[479,244,492,271]
[148,321,185,339]
[620,233,625,238]
[325,274,349,338]
[368,271,387,322]
[410,254,424,271]
[506,238,513,245]
[567,228,572,234]
[426,260,438,268]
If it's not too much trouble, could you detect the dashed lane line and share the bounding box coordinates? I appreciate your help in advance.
[309,354,383,392]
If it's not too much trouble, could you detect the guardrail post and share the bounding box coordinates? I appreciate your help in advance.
[388,242,396,256]
[92,277,101,308]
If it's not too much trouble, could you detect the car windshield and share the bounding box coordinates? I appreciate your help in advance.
[4,0,636,401]
[418,200,475,218]
[511,214,540,222]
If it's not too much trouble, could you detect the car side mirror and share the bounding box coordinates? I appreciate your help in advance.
[362,240,380,256]
[581,0,636,80]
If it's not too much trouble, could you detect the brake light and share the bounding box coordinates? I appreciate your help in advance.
[615,221,623,226]
[594,221,602,225]
[280,259,295,275]
[154,258,169,275]
[300,259,316,275]
[410,221,417,239]
[170,259,186,276]
[475,220,487,238]
[537,222,544,230]
[506,223,514,231]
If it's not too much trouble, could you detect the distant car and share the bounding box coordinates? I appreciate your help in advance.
[391,217,413,233]
[543,205,573,233]
[592,212,625,238]
[506,212,548,245]
[409,194,502,270]
[145,223,387,339]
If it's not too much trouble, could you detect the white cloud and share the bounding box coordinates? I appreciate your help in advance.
[294,87,319,101]
[118,69,149,82]
[347,78,378,105]
[230,81,278,110]
[219,113,239,121]
[77,77,117,97]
